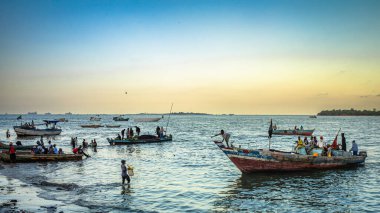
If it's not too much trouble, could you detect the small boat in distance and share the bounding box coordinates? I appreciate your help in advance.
[273,129,314,136]
[57,118,68,122]
[13,120,62,136]
[213,141,367,173]
[90,116,101,121]
[134,118,161,122]
[113,115,129,121]
[309,115,317,118]
[108,135,172,145]
[80,124,103,128]
[105,125,121,128]
[27,112,37,115]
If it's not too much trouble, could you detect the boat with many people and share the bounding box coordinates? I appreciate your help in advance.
[213,141,367,173]
[108,134,172,145]
[13,120,62,136]
[0,151,83,163]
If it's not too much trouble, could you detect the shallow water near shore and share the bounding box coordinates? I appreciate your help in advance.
[1,115,379,212]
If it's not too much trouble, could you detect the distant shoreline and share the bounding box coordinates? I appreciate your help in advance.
[318,109,380,116]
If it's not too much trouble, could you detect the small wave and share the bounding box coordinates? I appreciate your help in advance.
[39,181,79,191]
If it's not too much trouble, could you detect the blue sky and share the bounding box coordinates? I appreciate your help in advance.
[0,0,379,114]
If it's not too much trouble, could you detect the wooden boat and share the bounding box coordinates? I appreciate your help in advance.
[0,142,34,150]
[214,141,367,173]
[134,118,161,122]
[272,129,314,136]
[80,124,103,128]
[107,134,172,145]
[309,115,317,118]
[105,125,121,128]
[0,151,83,163]
[113,116,129,121]
[13,120,62,136]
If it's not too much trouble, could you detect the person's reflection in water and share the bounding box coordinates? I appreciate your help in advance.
[121,184,131,195]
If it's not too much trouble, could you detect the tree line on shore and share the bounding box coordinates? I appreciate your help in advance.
[318,108,380,116]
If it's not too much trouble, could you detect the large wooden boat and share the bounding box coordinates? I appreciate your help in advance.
[214,141,367,173]
[134,118,161,122]
[13,120,62,136]
[272,129,314,136]
[0,151,83,163]
[0,142,34,150]
[108,134,172,145]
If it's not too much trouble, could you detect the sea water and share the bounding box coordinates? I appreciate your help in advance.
[1,115,379,212]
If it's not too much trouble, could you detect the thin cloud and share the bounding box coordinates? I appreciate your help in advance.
[360,95,369,98]
[316,92,328,96]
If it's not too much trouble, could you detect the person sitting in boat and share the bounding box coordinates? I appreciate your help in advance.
[215,130,231,147]
[300,125,303,130]
[303,137,309,145]
[317,136,324,148]
[16,141,22,146]
[327,145,332,157]
[58,148,64,154]
[73,146,81,154]
[295,136,304,152]
[273,124,277,130]
[53,144,58,154]
[36,141,44,154]
[312,136,318,147]
[349,140,359,155]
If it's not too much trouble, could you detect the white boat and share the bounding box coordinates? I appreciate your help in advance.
[90,116,101,121]
[134,118,161,122]
[13,120,62,136]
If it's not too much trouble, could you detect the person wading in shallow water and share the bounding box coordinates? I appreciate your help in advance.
[121,160,130,185]
[9,142,16,162]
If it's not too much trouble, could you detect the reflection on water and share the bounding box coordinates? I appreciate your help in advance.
[1,115,380,212]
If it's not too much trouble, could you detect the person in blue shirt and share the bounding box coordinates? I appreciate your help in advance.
[349,140,359,155]
[53,144,58,154]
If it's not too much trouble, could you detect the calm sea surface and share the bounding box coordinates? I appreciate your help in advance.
[1,115,379,212]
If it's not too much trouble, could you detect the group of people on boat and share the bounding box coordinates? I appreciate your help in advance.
[71,137,95,155]
[31,140,64,155]
[119,127,141,140]
[295,133,360,156]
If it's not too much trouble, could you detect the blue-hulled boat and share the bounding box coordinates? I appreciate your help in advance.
[107,135,172,145]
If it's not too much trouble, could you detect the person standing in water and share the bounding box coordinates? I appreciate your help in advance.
[121,160,130,184]
[6,129,10,138]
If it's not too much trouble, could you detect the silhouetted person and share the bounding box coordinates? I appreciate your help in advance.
[341,133,346,151]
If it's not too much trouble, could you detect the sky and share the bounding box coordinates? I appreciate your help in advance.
[0,0,379,114]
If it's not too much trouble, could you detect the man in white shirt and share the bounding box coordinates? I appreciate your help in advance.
[216,130,231,147]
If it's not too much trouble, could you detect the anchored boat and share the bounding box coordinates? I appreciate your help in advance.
[105,125,121,128]
[108,134,172,145]
[134,118,161,122]
[13,120,62,136]
[113,115,129,121]
[80,124,103,128]
[214,141,367,173]
[0,142,34,150]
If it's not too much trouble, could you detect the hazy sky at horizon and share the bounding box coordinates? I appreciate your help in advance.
[1,0,379,114]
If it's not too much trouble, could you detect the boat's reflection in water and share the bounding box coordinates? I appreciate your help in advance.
[215,167,364,212]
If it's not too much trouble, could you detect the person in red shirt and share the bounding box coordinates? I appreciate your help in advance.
[72,146,79,154]
[9,142,16,162]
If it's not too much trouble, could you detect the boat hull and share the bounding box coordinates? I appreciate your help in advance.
[108,135,172,145]
[13,126,62,136]
[214,141,366,173]
[80,125,103,128]
[273,129,314,136]
[0,152,83,163]
[113,117,129,121]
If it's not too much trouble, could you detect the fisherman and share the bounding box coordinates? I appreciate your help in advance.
[82,139,87,148]
[9,142,16,162]
[92,139,97,152]
[121,129,126,140]
[341,133,347,151]
[121,160,130,185]
[71,137,76,149]
[6,129,10,138]
[349,140,359,155]
[130,129,134,138]
[116,134,122,140]
[215,130,231,147]
[156,126,160,138]
[160,126,165,138]
[135,126,141,136]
